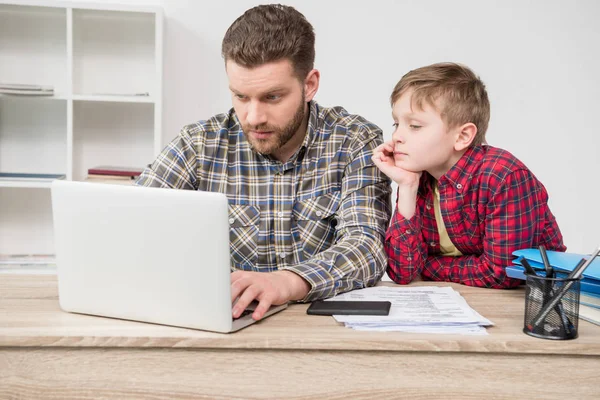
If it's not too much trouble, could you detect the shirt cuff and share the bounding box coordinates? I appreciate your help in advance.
[386,210,422,241]
[279,263,336,302]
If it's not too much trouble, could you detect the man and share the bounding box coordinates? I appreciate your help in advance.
[136,4,391,320]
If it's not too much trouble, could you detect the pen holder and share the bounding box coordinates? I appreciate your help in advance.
[523,272,581,340]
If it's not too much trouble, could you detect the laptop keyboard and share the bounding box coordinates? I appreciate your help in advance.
[233,308,253,321]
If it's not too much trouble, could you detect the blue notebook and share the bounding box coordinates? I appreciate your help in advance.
[506,265,600,295]
[512,249,600,282]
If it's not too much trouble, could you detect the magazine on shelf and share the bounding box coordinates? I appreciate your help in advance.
[0,172,65,181]
[87,165,144,177]
[0,83,54,96]
[0,254,56,266]
[0,83,53,91]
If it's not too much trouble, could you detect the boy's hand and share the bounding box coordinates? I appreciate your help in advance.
[372,141,421,187]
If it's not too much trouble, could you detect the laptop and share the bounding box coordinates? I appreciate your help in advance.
[50,180,287,333]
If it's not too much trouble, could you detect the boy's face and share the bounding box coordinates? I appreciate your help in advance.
[226,59,313,161]
[391,90,462,180]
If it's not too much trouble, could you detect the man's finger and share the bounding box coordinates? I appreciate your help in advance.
[252,298,273,321]
[230,273,251,303]
[232,284,260,318]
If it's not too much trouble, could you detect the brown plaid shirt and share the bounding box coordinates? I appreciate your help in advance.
[136,101,391,301]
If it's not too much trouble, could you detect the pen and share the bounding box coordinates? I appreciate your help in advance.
[522,253,572,335]
[520,257,538,276]
[537,245,563,333]
[539,245,554,279]
[529,247,600,330]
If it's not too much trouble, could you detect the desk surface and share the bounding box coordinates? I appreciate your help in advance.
[2,274,600,355]
[3,274,600,399]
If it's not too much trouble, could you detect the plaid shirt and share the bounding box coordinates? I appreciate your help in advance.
[136,101,391,301]
[386,145,565,288]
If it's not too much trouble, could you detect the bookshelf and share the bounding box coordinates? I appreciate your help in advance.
[0,1,163,262]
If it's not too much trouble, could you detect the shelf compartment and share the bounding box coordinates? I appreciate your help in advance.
[73,101,154,181]
[0,96,67,175]
[0,4,67,95]
[72,8,156,98]
[0,188,55,254]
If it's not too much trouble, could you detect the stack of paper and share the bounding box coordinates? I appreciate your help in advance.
[0,83,54,96]
[328,286,493,335]
[0,172,65,182]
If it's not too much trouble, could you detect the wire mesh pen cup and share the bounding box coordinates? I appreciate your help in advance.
[523,272,581,340]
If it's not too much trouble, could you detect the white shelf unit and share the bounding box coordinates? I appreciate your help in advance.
[0,1,163,256]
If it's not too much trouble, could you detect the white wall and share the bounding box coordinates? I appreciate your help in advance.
[66,0,600,253]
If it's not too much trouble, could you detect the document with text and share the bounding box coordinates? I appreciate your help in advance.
[327,286,493,335]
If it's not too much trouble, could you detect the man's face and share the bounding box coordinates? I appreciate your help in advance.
[226,59,307,159]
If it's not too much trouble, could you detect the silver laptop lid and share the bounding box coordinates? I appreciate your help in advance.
[51,180,234,332]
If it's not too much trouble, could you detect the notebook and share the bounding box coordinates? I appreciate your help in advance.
[51,180,287,333]
[512,249,600,282]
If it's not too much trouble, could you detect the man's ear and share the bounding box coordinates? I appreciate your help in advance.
[304,69,320,102]
[454,122,477,151]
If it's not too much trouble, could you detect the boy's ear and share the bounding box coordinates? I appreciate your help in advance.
[454,123,477,151]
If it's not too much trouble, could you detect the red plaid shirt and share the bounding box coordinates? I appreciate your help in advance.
[385,145,565,288]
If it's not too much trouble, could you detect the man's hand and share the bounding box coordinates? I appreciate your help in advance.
[230,270,310,320]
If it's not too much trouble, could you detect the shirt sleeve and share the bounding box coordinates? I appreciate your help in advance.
[422,169,558,288]
[385,200,428,284]
[281,133,392,301]
[135,127,198,190]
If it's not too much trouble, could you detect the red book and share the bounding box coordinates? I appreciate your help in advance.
[87,165,144,177]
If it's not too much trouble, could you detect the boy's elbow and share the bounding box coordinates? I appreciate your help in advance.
[466,271,522,289]
[386,267,418,285]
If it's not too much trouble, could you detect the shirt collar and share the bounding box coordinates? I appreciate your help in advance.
[439,145,485,190]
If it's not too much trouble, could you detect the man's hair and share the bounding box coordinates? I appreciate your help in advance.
[390,63,490,146]
[221,4,315,80]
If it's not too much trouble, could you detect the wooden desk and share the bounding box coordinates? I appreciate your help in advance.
[1,275,599,399]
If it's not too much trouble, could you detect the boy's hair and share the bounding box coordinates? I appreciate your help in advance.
[221,4,315,81]
[390,63,490,146]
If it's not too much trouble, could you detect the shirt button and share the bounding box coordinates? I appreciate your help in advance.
[407,256,412,261]
[430,242,436,247]
[277,211,284,217]
[426,205,431,210]
[406,229,412,235]
[228,218,235,224]
[315,211,323,217]
[456,183,463,190]
[279,252,286,259]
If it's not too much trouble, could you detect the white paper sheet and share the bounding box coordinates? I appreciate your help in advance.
[327,286,493,334]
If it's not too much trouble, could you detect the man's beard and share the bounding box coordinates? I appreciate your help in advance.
[242,95,306,156]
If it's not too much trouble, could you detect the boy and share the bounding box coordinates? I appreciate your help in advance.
[372,62,565,288]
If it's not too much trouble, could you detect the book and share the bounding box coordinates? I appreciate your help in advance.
[0,83,54,91]
[0,83,54,96]
[87,173,135,181]
[580,304,600,326]
[0,254,56,266]
[506,265,600,295]
[512,249,600,282]
[0,89,54,95]
[0,172,65,181]
[85,176,136,186]
[581,292,600,309]
[87,166,144,177]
